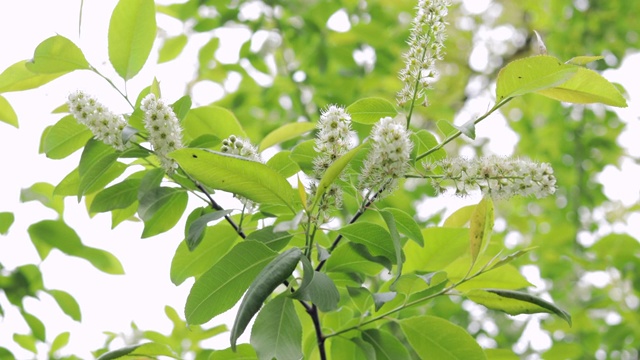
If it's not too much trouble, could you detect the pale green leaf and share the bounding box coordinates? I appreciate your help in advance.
[0,61,66,93]
[466,289,571,326]
[250,296,303,360]
[403,227,469,273]
[182,105,246,143]
[90,179,141,213]
[20,182,64,215]
[42,115,92,159]
[0,95,18,127]
[158,34,188,63]
[443,204,476,227]
[0,212,14,235]
[50,332,70,355]
[96,342,178,360]
[380,210,404,283]
[171,148,299,211]
[108,0,157,80]
[209,344,257,359]
[259,122,316,151]
[347,97,397,124]
[361,329,411,360]
[496,55,578,103]
[185,241,277,325]
[13,334,37,354]
[21,310,45,341]
[25,35,90,73]
[400,315,486,360]
[537,66,627,107]
[47,289,82,322]
[469,197,494,266]
[266,151,300,178]
[565,55,604,66]
[138,187,188,238]
[312,144,363,209]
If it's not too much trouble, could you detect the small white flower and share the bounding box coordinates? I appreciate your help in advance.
[141,94,184,173]
[220,135,261,162]
[67,90,128,151]
[358,116,413,198]
[431,156,557,199]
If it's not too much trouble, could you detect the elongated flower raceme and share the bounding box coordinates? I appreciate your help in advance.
[428,156,557,199]
[397,0,451,107]
[310,105,354,218]
[141,94,184,173]
[358,116,413,199]
[67,90,128,151]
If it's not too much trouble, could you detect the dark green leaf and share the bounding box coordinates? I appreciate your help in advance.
[185,241,277,325]
[250,296,303,360]
[246,226,293,251]
[361,329,411,360]
[231,248,302,350]
[380,208,423,246]
[138,168,165,201]
[338,222,396,267]
[90,179,141,213]
[108,0,157,79]
[380,210,404,283]
[186,210,233,251]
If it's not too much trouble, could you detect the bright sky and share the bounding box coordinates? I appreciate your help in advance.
[1,1,639,359]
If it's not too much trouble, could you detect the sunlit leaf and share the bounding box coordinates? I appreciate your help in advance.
[90,179,141,213]
[0,95,18,127]
[108,0,157,80]
[96,342,178,360]
[50,332,70,355]
[312,144,363,209]
[138,187,188,238]
[347,97,397,124]
[565,55,604,65]
[0,61,67,93]
[259,122,316,151]
[466,289,571,326]
[158,34,188,63]
[380,208,423,246]
[537,66,627,107]
[47,289,82,321]
[250,296,303,360]
[78,139,120,199]
[182,105,246,142]
[20,182,64,216]
[0,212,14,235]
[42,115,92,159]
[13,334,37,354]
[361,329,410,360]
[469,197,494,266]
[25,35,90,73]
[443,204,476,227]
[403,227,469,273]
[400,315,486,359]
[171,148,299,211]
[21,310,45,341]
[209,344,257,359]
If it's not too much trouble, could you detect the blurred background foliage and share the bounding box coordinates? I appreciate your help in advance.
[2,0,638,358]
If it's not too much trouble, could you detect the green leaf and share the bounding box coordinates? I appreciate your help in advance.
[0,212,15,235]
[0,60,66,93]
[565,55,604,66]
[466,289,571,326]
[172,95,192,121]
[50,332,70,355]
[400,315,486,360]
[245,226,292,252]
[78,139,120,199]
[20,182,64,216]
[250,296,303,360]
[47,289,82,321]
[293,270,340,312]
[186,210,233,251]
[312,144,363,209]
[28,220,124,274]
[21,310,46,341]
[210,344,257,359]
[488,247,537,271]
[0,95,18,127]
[454,120,476,140]
[259,122,316,151]
[469,197,494,266]
[90,179,141,213]
[380,208,423,246]
[171,148,299,211]
[25,35,90,73]
[158,34,188,63]
[403,227,469,273]
[138,187,188,238]
[484,348,520,360]
[231,248,302,350]
[325,242,384,276]
[42,115,92,159]
[0,347,15,360]
[182,105,246,143]
[330,337,372,360]
[496,55,578,103]
[266,151,300,178]
[347,97,397,124]
[380,210,404,283]
[453,264,531,292]
[170,223,240,286]
[108,0,157,80]
[13,334,37,354]
[537,66,627,107]
[289,139,316,174]
[138,168,165,200]
[411,130,446,162]
[338,223,396,268]
[96,342,178,360]
[443,204,476,227]
[185,241,277,325]
[361,329,411,360]
[372,292,397,311]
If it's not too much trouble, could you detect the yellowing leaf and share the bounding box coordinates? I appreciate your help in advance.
[469,197,494,265]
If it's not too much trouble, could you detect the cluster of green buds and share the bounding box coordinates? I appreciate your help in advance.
[427,156,557,199]
[220,135,261,162]
[67,90,128,151]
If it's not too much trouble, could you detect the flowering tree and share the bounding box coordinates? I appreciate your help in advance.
[1,0,638,359]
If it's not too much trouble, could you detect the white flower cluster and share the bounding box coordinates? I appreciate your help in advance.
[397,0,451,107]
[310,105,354,216]
[140,94,184,173]
[358,116,413,198]
[67,90,128,151]
[430,156,557,199]
[220,135,261,162]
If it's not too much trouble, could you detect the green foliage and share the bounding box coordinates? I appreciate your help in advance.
[1,0,637,359]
